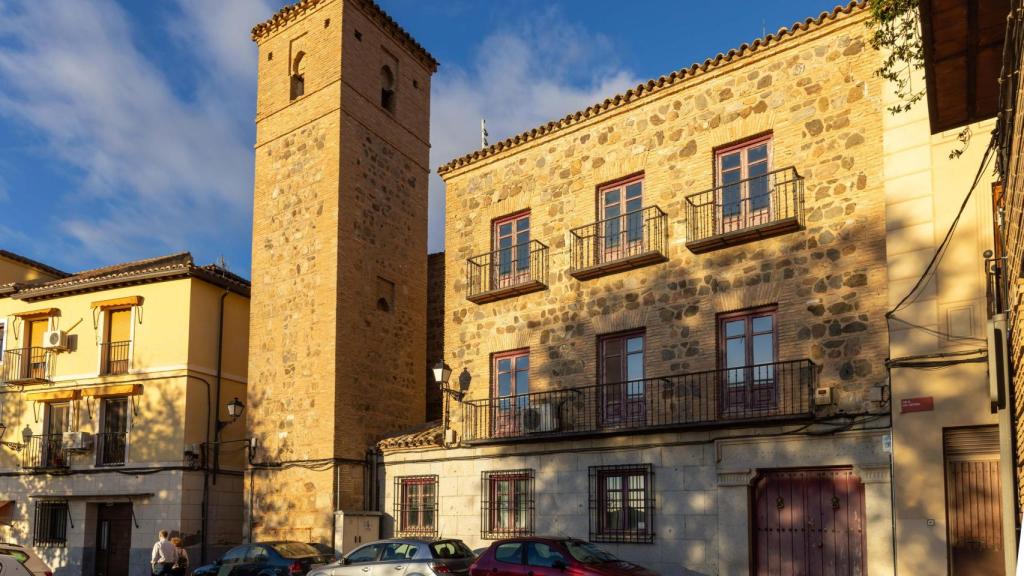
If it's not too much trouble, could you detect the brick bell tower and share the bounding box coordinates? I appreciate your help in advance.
[247,0,436,544]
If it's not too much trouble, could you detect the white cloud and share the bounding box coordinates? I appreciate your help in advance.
[0,0,274,269]
[427,8,641,253]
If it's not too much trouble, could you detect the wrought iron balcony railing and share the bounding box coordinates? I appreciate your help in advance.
[1,347,51,384]
[462,359,816,443]
[95,431,128,466]
[100,341,130,376]
[466,240,549,304]
[23,434,68,469]
[685,166,805,253]
[569,206,668,280]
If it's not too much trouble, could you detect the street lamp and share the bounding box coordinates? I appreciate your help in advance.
[433,360,462,401]
[217,398,245,431]
[226,397,245,420]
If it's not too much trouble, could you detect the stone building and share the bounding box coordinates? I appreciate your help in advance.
[380,3,896,575]
[0,251,250,576]
[244,0,437,545]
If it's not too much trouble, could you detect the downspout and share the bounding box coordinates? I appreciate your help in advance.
[189,374,213,567]
[213,289,229,484]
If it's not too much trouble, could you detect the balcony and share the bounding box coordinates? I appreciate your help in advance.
[685,166,805,253]
[461,359,816,443]
[100,341,130,376]
[22,435,68,470]
[1,348,51,384]
[466,240,549,304]
[569,206,668,280]
[95,432,127,466]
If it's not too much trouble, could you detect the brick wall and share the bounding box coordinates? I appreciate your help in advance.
[247,0,433,543]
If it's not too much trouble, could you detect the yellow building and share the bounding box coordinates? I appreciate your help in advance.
[0,251,249,576]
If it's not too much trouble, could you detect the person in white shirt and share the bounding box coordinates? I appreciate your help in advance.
[151,530,178,575]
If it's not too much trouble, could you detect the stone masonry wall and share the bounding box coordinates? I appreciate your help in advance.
[441,8,889,436]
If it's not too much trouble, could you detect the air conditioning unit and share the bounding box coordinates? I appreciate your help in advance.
[523,403,559,433]
[62,431,93,451]
[43,330,67,351]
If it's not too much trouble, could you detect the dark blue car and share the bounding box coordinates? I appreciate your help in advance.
[192,541,326,575]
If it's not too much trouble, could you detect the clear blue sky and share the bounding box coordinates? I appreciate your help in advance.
[0,0,845,276]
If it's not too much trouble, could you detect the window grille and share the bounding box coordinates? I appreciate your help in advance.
[394,475,438,537]
[588,464,654,544]
[481,469,535,539]
[33,501,68,547]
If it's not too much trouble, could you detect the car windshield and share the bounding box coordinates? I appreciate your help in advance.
[430,540,474,559]
[0,549,29,563]
[272,543,321,559]
[564,541,618,564]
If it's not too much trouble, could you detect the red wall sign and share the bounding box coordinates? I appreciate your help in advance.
[900,396,934,413]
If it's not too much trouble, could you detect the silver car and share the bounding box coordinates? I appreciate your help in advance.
[310,538,475,576]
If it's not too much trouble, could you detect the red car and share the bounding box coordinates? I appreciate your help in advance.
[470,537,659,576]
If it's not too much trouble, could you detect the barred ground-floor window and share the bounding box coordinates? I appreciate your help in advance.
[481,469,535,538]
[34,501,68,547]
[589,464,654,543]
[395,476,437,536]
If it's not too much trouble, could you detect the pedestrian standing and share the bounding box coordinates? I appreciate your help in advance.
[170,537,189,576]
[150,530,178,575]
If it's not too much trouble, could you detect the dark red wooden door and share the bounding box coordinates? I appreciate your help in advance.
[753,468,866,576]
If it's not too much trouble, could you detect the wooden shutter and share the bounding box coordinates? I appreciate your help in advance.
[107,309,131,343]
[28,319,47,348]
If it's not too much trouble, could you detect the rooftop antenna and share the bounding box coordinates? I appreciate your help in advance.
[481,118,489,148]
[762,18,766,38]
[216,255,229,273]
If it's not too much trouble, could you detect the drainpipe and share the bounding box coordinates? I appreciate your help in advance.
[189,374,213,567]
[213,289,229,485]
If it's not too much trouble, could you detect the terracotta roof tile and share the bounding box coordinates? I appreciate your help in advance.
[251,0,438,72]
[377,420,443,451]
[438,1,867,176]
[9,252,250,301]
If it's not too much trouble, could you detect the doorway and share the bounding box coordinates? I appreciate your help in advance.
[95,503,132,576]
[944,426,1005,576]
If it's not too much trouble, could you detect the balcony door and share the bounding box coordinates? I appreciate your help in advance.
[493,350,529,437]
[720,309,777,414]
[103,309,131,375]
[493,213,530,289]
[98,398,128,466]
[26,318,48,379]
[716,136,772,234]
[599,176,644,263]
[43,402,70,468]
[599,332,645,427]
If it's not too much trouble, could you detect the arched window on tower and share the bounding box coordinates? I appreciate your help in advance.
[381,65,396,112]
[290,51,306,100]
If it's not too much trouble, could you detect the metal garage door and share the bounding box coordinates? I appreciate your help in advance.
[753,468,867,576]
[944,426,1004,576]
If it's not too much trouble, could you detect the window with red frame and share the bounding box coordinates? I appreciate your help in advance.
[492,349,529,437]
[481,469,535,538]
[719,307,777,412]
[599,331,645,426]
[716,135,772,231]
[493,212,531,287]
[588,464,653,543]
[598,175,644,259]
[394,476,437,536]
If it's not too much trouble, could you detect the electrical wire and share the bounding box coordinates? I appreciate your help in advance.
[887,136,997,320]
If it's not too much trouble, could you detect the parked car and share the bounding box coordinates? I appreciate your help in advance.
[309,538,475,576]
[192,541,326,575]
[0,555,33,576]
[0,543,52,576]
[307,542,340,565]
[470,537,659,576]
